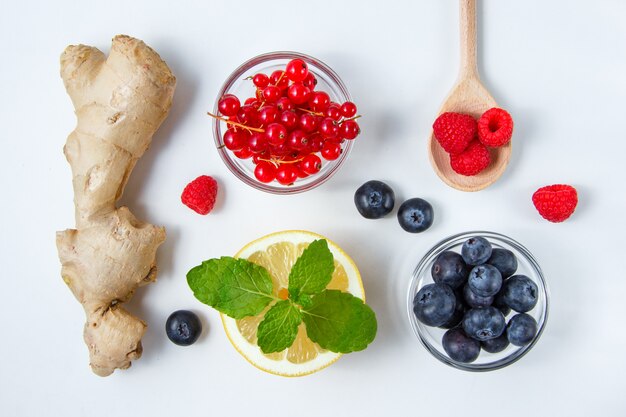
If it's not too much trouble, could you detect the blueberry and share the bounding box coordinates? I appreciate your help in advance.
[442,327,481,363]
[461,236,492,265]
[462,307,506,341]
[468,264,502,297]
[354,180,395,219]
[166,310,202,346]
[507,313,538,346]
[413,283,456,327]
[397,198,434,233]
[431,251,469,289]
[497,275,538,313]
[439,289,467,329]
[463,284,494,308]
[487,248,518,278]
[481,332,510,353]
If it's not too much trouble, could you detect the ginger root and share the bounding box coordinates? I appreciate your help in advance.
[56,35,176,376]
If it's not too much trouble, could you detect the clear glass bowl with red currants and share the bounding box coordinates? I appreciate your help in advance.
[212,52,359,194]
[407,231,549,371]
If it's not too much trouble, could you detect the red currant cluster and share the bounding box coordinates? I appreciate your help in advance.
[212,58,361,185]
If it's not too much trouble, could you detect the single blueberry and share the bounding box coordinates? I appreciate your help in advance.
[507,313,538,346]
[397,198,434,233]
[439,289,467,329]
[462,307,506,341]
[354,180,395,219]
[487,248,518,278]
[468,264,502,297]
[166,310,202,346]
[481,332,510,353]
[461,236,493,265]
[413,283,456,327]
[463,284,494,308]
[497,275,538,313]
[442,327,481,363]
[431,251,470,289]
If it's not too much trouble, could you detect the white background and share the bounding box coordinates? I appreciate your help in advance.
[1,0,625,416]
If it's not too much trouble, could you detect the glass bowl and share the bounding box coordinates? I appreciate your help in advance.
[407,231,549,371]
[213,51,354,194]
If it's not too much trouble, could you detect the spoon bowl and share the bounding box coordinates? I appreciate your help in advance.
[428,0,511,192]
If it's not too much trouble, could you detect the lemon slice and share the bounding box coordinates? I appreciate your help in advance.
[220,230,365,377]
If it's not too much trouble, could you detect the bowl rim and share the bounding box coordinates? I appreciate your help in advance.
[212,51,354,195]
[406,230,550,372]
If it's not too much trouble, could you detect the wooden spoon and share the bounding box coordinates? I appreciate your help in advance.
[428,0,511,192]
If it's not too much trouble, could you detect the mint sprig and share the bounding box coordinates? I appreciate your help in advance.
[187,239,377,354]
[187,257,275,319]
[302,290,377,353]
[257,300,302,353]
[288,239,335,300]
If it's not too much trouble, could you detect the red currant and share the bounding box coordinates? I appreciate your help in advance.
[270,142,290,156]
[325,104,342,120]
[319,117,339,139]
[309,91,330,112]
[234,146,253,159]
[300,154,322,174]
[287,129,308,151]
[285,58,309,83]
[299,113,318,133]
[287,83,311,105]
[340,101,357,118]
[276,97,294,112]
[262,86,281,103]
[275,164,298,185]
[265,123,288,146]
[340,120,360,140]
[295,163,310,179]
[223,129,247,151]
[270,70,289,90]
[254,161,277,183]
[248,132,268,152]
[236,105,259,127]
[280,110,298,130]
[253,73,270,89]
[302,72,317,90]
[259,105,278,124]
[285,58,309,82]
[309,135,324,152]
[321,142,341,160]
[218,94,240,117]
[244,97,260,108]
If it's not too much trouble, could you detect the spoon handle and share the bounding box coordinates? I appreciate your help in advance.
[459,0,478,79]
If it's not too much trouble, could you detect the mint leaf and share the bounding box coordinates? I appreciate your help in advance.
[187,257,275,319]
[257,300,302,353]
[288,239,334,300]
[302,290,377,353]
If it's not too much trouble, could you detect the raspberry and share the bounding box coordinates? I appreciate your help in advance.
[477,108,513,147]
[433,112,477,155]
[181,175,218,215]
[532,184,578,223]
[449,141,491,176]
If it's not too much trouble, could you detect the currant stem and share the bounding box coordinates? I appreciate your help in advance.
[207,111,265,133]
[339,114,362,124]
[258,156,304,167]
[296,107,324,116]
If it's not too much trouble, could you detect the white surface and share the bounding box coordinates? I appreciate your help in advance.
[1,0,625,415]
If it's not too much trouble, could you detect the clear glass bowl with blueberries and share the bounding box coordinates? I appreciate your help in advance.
[407,231,549,371]
[213,51,355,194]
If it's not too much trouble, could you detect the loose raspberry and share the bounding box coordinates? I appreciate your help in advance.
[449,141,491,176]
[433,112,477,155]
[532,184,578,223]
[477,108,513,147]
[181,175,218,215]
